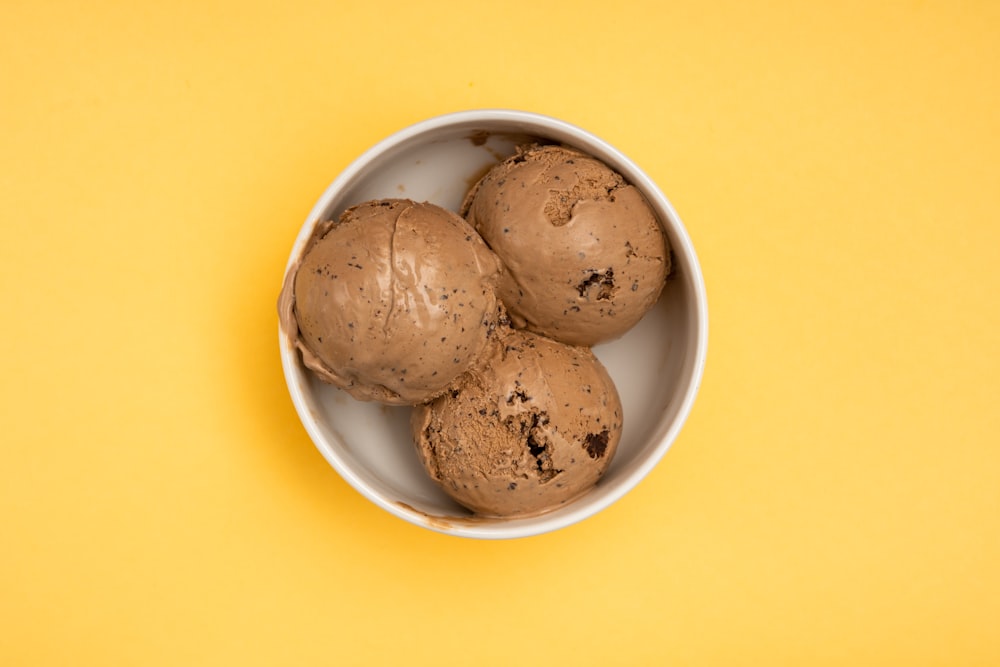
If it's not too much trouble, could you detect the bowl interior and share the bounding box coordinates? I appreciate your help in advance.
[281,112,706,538]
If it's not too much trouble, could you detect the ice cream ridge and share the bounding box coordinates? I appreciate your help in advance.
[279,144,670,517]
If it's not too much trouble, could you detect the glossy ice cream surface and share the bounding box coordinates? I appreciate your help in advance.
[411,330,623,517]
[463,144,670,346]
[279,199,503,405]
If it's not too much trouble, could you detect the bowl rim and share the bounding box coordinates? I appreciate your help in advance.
[279,108,708,539]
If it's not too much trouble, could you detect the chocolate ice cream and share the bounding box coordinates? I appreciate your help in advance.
[411,330,623,517]
[463,144,669,346]
[278,199,504,405]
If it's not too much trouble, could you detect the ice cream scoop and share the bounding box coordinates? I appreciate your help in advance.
[411,330,623,517]
[278,199,504,405]
[463,144,670,346]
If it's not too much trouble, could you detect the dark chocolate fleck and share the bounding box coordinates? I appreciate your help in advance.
[584,430,610,459]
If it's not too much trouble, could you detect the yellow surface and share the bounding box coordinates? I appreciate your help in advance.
[2,0,998,664]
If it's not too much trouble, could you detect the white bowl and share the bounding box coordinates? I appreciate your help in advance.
[279,109,708,539]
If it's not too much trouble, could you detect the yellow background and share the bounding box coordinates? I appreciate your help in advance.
[2,0,998,664]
